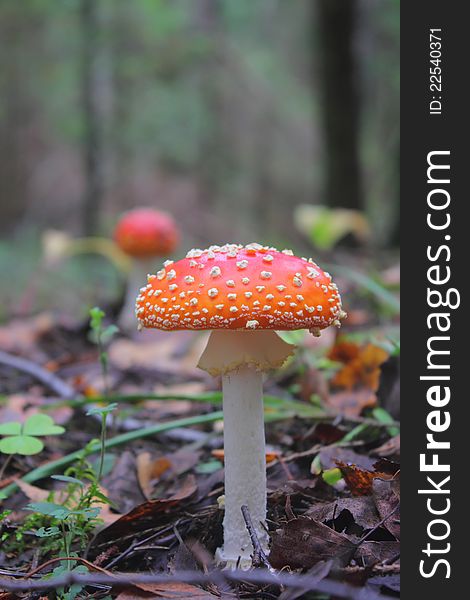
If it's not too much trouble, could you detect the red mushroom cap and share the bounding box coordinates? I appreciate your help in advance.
[136,243,346,334]
[114,209,179,259]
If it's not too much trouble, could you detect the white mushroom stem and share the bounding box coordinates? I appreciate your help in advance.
[198,330,295,568]
[118,259,155,333]
[218,365,268,566]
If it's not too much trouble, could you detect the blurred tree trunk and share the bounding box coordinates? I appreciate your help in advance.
[193,0,228,211]
[0,7,33,233]
[110,0,133,212]
[80,0,105,235]
[317,0,361,210]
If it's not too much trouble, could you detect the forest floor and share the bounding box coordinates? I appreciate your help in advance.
[0,262,400,600]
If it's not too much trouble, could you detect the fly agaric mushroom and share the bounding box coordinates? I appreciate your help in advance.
[114,208,179,332]
[135,243,346,567]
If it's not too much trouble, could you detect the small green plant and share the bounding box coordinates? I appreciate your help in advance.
[26,501,100,558]
[3,447,113,559]
[88,307,119,482]
[89,306,119,396]
[1,510,57,555]
[85,403,118,482]
[19,460,110,555]
[27,490,97,600]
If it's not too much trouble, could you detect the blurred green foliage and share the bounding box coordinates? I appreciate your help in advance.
[0,0,399,235]
[0,0,399,319]
[0,232,122,322]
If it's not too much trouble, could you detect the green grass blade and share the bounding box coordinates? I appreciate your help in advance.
[1,412,223,499]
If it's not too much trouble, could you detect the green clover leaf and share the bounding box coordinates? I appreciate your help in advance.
[22,414,65,436]
[0,422,22,436]
[0,436,44,455]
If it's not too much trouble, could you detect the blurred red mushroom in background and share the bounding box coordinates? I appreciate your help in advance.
[114,208,179,332]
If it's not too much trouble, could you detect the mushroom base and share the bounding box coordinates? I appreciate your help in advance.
[214,546,255,571]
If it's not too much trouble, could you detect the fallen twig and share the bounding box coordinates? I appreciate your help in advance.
[241,504,275,572]
[25,556,110,578]
[96,519,188,568]
[0,567,396,598]
[0,350,77,399]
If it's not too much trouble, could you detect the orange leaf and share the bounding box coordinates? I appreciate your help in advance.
[331,343,389,391]
[335,460,396,496]
[211,449,279,464]
[328,340,361,364]
[84,385,100,398]
[335,461,378,496]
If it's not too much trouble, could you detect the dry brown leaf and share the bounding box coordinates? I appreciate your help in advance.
[136,452,172,499]
[355,541,400,566]
[105,451,147,513]
[93,474,198,546]
[0,313,54,356]
[372,479,400,539]
[160,449,201,478]
[16,480,68,504]
[136,581,217,599]
[270,516,355,569]
[137,449,201,499]
[116,581,217,600]
[305,496,381,531]
[326,389,377,417]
